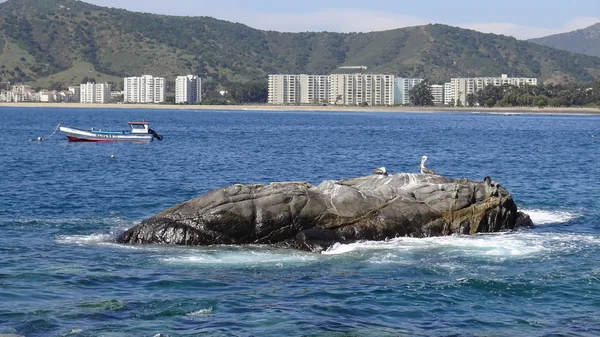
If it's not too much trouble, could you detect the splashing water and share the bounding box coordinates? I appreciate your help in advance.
[522,209,582,225]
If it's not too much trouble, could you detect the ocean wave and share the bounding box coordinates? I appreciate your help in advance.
[56,233,112,245]
[521,209,582,225]
[186,307,213,316]
[161,248,318,266]
[323,232,600,261]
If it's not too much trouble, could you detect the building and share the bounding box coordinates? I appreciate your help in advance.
[394,78,423,105]
[59,89,78,102]
[329,73,395,106]
[268,73,395,106]
[299,75,329,104]
[268,74,301,104]
[68,86,80,102]
[110,90,124,101]
[124,75,165,103]
[430,84,444,105]
[80,82,111,103]
[175,75,202,104]
[443,83,452,105]
[450,74,538,106]
[12,85,32,94]
[39,90,59,102]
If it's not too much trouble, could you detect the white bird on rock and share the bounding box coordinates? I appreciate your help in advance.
[420,156,436,175]
[372,167,388,176]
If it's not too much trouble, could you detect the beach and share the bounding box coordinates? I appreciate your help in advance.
[1,102,599,114]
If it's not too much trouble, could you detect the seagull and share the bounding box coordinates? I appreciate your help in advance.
[372,167,388,176]
[420,156,436,175]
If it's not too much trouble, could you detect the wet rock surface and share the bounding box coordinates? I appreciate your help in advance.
[117,174,532,252]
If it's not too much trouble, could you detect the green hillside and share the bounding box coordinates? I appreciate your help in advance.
[530,23,600,58]
[0,0,599,91]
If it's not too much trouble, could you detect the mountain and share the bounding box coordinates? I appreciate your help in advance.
[0,0,599,91]
[530,23,600,58]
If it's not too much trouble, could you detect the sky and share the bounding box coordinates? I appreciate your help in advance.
[29,0,600,39]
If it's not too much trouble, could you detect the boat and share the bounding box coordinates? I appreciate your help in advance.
[59,121,163,143]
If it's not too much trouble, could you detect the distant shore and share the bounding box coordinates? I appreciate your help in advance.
[1,102,599,115]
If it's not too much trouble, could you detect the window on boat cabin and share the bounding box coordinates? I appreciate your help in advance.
[131,124,146,129]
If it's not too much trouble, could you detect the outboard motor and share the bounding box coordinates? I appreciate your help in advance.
[149,129,163,141]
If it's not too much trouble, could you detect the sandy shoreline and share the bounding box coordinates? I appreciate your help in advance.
[1,102,599,114]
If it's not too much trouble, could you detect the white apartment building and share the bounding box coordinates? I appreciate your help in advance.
[299,75,329,104]
[80,82,111,103]
[39,90,59,102]
[430,84,444,105]
[175,75,202,104]
[268,73,395,106]
[394,78,423,105]
[12,85,32,94]
[268,74,301,104]
[450,74,538,106]
[444,82,452,105]
[124,75,165,103]
[443,83,452,105]
[0,85,34,102]
[329,73,395,106]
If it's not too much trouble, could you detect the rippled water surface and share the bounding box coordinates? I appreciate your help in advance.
[1,107,600,336]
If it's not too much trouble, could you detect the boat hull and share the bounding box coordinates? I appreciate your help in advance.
[59,126,153,143]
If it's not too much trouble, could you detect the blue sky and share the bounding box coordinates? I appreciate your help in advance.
[52,0,600,39]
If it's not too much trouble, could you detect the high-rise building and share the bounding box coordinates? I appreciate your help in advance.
[329,73,395,106]
[430,84,444,105]
[268,73,395,106]
[450,74,537,106]
[175,75,202,104]
[299,75,329,104]
[124,75,165,103]
[268,74,301,104]
[80,82,111,103]
[394,78,423,105]
[443,83,452,105]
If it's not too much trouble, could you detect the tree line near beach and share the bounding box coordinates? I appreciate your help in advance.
[409,80,600,108]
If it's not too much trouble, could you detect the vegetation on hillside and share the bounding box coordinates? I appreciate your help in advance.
[0,0,599,98]
[530,23,600,58]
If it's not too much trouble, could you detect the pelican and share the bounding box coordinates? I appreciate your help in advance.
[372,167,388,176]
[420,156,436,175]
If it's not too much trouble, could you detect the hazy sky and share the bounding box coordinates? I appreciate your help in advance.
[29,0,600,39]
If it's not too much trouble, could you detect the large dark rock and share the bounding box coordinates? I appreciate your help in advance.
[116,174,533,252]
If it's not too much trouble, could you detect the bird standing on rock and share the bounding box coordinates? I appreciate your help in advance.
[420,156,436,175]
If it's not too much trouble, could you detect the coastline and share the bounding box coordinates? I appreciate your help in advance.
[0,102,599,115]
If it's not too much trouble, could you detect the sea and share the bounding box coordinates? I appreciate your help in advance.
[1,107,599,337]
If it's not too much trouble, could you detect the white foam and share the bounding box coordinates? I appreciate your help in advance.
[522,209,581,225]
[56,233,111,245]
[323,231,600,262]
[187,307,213,316]
[324,234,544,257]
[161,248,318,266]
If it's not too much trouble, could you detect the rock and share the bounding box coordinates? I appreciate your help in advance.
[116,174,532,252]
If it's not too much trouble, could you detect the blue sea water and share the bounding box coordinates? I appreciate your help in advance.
[1,107,599,337]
